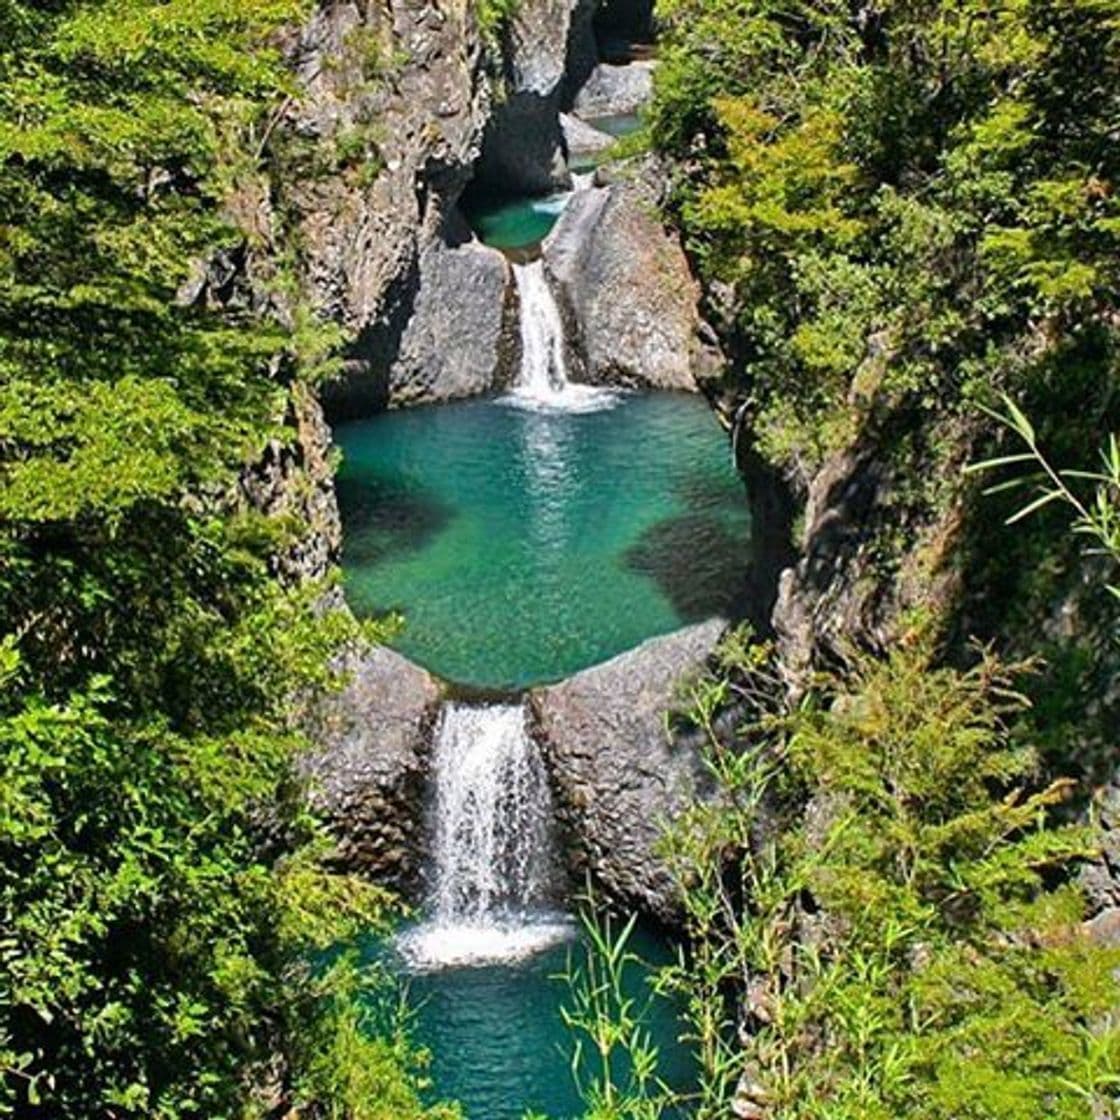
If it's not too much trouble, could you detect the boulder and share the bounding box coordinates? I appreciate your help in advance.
[561,112,616,164]
[324,233,518,416]
[301,646,442,889]
[543,162,722,391]
[534,618,727,922]
[572,60,656,119]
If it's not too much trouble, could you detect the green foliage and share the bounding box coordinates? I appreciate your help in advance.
[969,397,1120,604]
[649,636,1120,1120]
[0,2,429,1117]
[560,910,668,1120]
[288,955,461,1120]
[652,0,1120,477]
[475,0,520,43]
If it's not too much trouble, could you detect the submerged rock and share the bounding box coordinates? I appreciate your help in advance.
[301,646,442,890]
[543,162,722,391]
[534,618,727,923]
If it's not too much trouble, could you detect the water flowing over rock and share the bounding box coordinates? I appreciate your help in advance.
[505,259,618,412]
[400,702,572,969]
[542,161,723,392]
[300,646,441,889]
[534,618,727,923]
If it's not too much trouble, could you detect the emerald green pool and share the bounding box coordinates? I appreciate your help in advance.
[583,111,644,138]
[376,922,693,1120]
[463,190,571,250]
[335,392,751,689]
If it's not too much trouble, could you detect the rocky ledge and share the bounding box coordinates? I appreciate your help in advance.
[543,161,723,392]
[300,645,441,890]
[533,618,726,923]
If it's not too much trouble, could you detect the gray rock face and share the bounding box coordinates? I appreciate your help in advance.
[534,619,727,922]
[561,112,616,162]
[543,163,722,392]
[324,232,518,415]
[282,1,495,411]
[301,646,442,889]
[474,0,596,195]
[770,420,962,693]
[572,60,656,118]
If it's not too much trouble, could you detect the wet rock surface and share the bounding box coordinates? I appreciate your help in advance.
[543,161,722,392]
[283,1,498,413]
[300,645,443,890]
[534,618,727,922]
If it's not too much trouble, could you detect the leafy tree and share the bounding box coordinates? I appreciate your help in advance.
[651,0,1119,475]
[0,2,437,1116]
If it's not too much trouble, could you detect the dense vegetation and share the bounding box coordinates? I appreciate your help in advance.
[0,2,447,1117]
[561,3,1120,1118]
[650,0,1120,752]
[3,0,1118,1117]
[653,0,1118,473]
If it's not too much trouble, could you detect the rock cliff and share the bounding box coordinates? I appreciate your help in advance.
[534,619,727,922]
[301,645,442,889]
[543,162,722,392]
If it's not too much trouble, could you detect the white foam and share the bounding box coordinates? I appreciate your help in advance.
[504,260,622,415]
[397,916,576,971]
[501,382,623,415]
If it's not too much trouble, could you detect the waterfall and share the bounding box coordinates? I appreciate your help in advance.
[505,260,618,414]
[399,702,572,970]
[515,261,569,400]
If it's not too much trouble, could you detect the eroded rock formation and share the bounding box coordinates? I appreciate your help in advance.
[300,645,442,889]
[543,161,722,392]
[534,618,727,923]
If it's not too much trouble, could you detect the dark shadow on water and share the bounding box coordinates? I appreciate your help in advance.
[336,474,454,568]
[623,513,751,624]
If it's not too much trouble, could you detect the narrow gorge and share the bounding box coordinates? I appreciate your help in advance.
[296,6,759,1111]
[5,1,1116,1118]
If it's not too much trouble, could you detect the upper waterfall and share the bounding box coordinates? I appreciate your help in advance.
[399,702,571,969]
[505,261,619,414]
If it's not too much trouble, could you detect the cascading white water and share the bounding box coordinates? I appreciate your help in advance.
[505,262,619,414]
[514,261,569,401]
[399,702,572,970]
[431,703,552,922]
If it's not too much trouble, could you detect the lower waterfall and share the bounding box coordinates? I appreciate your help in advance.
[399,701,572,970]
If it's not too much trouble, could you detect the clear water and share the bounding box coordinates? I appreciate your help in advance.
[582,111,644,138]
[463,191,571,251]
[335,392,751,689]
[385,922,694,1120]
